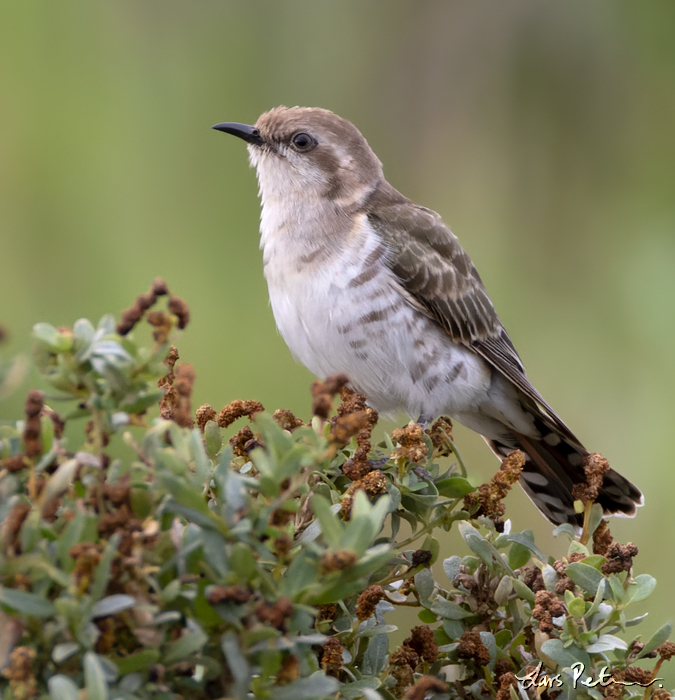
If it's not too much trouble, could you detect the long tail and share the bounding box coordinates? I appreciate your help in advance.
[485,414,643,527]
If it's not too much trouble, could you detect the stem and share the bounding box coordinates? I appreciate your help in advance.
[395,500,462,550]
[579,500,594,546]
[447,437,467,478]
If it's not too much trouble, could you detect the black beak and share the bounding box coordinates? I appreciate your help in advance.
[211,122,263,146]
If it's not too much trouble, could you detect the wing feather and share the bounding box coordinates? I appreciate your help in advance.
[363,182,575,440]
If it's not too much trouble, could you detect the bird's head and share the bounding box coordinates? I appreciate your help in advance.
[213,106,383,206]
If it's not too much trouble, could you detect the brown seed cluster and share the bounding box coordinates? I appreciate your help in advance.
[463,449,524,523]
[336,387,378,481]
[355,585,385,620]
[521,566,545,593]
[628,640,657,661]
[495,672,518,700]
[321,637,343,676]
[330,410,371,447]
[1,454,26,473]
[255,597,294,630]
[316,604,337,624]
[390,626,439,695]
[531,590,566,633]
[229,426,259,458]
[158,347,195,428]
[319,549,358,574]
[23,390,44,458]
[146,310,173,344]
[272,408,304,432]
[217,399,265,428]
[405,676,449,700]
[407,626,439,664]
[411,549,432,569]
[338,472,386,519]
[70,541,104,593]
[116,277,170,336]
[427,417,454,457]
[571,452,611,505]
[391,423,428,464]
[195,404,217,431]
[552,551,586,594]
[456,630,491,667]
[310,374,350,419]
[167,295,190,330]
[1,502,31,554]
[601,542,638,575]
[658,641,675,660]
[593,519,614,556]
[652,690,672,700]
[1,646,37,698]
[623,666,653,686]
[207,585,251,605]
[275,655,300,686]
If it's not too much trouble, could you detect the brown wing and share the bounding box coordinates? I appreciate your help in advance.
[364,182,576,440]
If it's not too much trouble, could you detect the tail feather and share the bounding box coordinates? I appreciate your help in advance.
[485,415,643,527]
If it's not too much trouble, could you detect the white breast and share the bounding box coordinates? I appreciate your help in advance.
[260,210,493,420]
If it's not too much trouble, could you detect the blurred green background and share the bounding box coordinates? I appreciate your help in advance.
[2,0,675,686]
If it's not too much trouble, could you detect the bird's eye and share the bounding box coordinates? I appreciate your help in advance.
[291,132,316,152]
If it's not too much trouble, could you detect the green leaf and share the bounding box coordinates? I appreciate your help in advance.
[311,494,344,549]
[624,574,656,605]
[580,555,606,571]
[362,633,389,676]
[84,652,109,700]
[552,523,576,539]
[507,532,545,563]
[436,476,474,497]
[607,574,625,603]
[564,562,604,595]
[52,643,80,664]
[33,322,73,353]
[90,533,121,602]
[430,597,473,620]
[540,638,591,670]
[204,420,222,457]
[479,631,497,671]
[91,594,136,618]
[636,621,672,659]
[0,586,56,617]
[458,522,513,574]
[567,596,586,619]
[418,608,437,624]
[421,534,440,564]
[587,503,604,537]
[115,649,161,675]
[357,624,398,638]
[508,541,532,570]
[339,678,382,699]
[48,675,81,700]
[443,556,461,584]
[43,458,78,503]
[222,631,251,699]
[163,627,208,665]
[494,576,513,606]
[511,577,535,604]
[542,564,558,591]
[230,542,257,579]
[585,634,628,653]
[414,568,434,604]
[270,671,339,700]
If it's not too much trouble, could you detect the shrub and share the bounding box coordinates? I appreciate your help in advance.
[0,281,672,700]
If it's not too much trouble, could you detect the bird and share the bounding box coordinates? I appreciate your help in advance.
[212,106,643,526]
